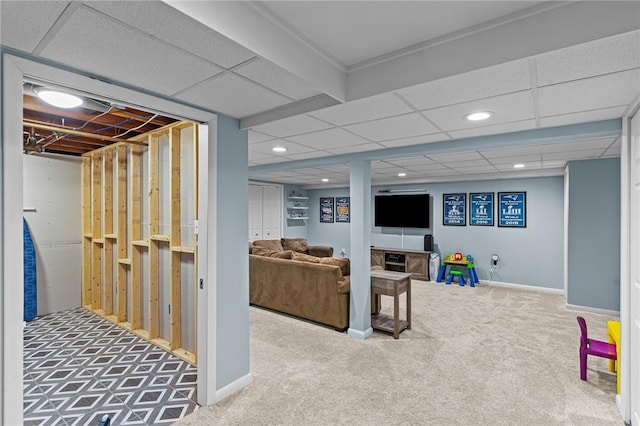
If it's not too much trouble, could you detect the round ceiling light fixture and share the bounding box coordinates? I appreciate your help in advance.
[271,146,287,153]
[464,111,493,121]
[513,163,525,169]
[321,178,329,182]
[398,172,407,177]
[37,90,83,109]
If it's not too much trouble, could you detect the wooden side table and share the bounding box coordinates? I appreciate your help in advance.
[370,270,412,339]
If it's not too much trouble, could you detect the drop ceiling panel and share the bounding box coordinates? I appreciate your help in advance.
[372,161,402,171]
[448,119,537,139]
[248,131,275,144]
[604,145,621,156]
[252,115,332,138]
[536,30,640,86]
[345,113,438,142]
[404,163,452,172]
[423,91,535,132]
[453,165,499,174]
[283,151,333,161]
[543,149,605,161]
[40,7,224,96]
[234,59,321,100]
[488,154,542,165]
[428,151,484,163]
[310,93,413,126]
[250,140,315,155]
[288,128,370,149]
[441,159,492,167]
[0,1,69,53]
[540,137,616,153]
[176,74,291,118]
[397,60,531,110]
[378,133,448,148]
[539,106,628,128]
[386,156,434,166]
[542,160,567,168]
[494,161,542,171]
[481,145,543,158]
[326,143,384,155]
[85,1,256,68]
[538,69,640,116]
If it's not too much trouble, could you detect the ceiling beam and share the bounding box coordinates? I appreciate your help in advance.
[24,120,147,146]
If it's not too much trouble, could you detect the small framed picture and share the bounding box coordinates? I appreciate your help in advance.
[498,192,526,228]
[335,197,350,223]
[469,192,494,226]
[320,197,334,223]
[443,193,466,226]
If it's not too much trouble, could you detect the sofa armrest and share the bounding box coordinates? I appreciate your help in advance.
[308,245,334,257]
[337,276,350,294]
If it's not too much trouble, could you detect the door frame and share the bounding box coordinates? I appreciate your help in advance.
[1,53,218,423]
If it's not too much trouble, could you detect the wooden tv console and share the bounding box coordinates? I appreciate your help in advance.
[370,247,432,281]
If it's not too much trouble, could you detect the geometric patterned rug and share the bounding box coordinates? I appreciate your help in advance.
[24,307,199,425]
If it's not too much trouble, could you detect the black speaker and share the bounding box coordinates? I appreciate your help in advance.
[424,234,433,251]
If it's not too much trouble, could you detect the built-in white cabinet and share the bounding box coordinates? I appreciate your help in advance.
[249,184,282,241]
[287,194,309,220]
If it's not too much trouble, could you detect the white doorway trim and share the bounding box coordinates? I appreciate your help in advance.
[1,54,219,423]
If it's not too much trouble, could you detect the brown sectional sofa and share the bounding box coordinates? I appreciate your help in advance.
[250,238,334,257]
[249,238,349,330]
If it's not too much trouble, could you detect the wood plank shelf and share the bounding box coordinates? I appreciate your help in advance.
[104,233,117,239]
[150,234,170,242]
[93,238,104,244]
[171,246,195,254]
[132,240,149,247]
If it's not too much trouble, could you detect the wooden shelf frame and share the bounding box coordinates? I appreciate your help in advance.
[80,122,199,365]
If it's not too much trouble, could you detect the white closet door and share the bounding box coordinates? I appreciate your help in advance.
[248,184,263,241]
[261,185,282,240]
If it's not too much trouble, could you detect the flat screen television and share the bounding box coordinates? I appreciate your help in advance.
[374,193,430,228]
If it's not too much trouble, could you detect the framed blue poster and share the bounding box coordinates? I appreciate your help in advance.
[498,192,526,227]
[443,193,466,226]
[335,197,350,223]
[320,197,334,223]
[470,192,494,226]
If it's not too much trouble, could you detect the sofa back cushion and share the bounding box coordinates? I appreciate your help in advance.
[281,238,308,253]
[252,246,292,259]
[252,239,284,252]
[290,251,350,276]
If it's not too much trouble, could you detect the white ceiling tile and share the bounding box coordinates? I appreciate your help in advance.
[283,151,334,161]
[543,149,605,161]
[536,31,640,86]
[309,93,413,126]
[248,155,288,165]
[538,69,640,116]
[248,151,273,161]
[378,133,448,148]
[249,131,275,144]
[252,115,332,138]
[40,7,223,96]
[442,159,492,167]
[495,161,542,171]
[288,128,369,149]
[176,74,290,118]
[386,156,434,166]
[453,165,499,174]
[250,140,314,155]
[448,120,537,139]
[234,59,320,100]
[428,152,484,163]
[540,106,628,128]
[397,60,531,110]
[542,160,567,168]
[404,163,451,172]
[540,137,616,154]
[0,1,69,53]
[345,113,439,141]
[481,145,543,158]
[372,161,401,170]
[326,143,384,155]
[423,91,535,132]
[604,144,621,156]
[85,2,255,68]
[488,154,542,165]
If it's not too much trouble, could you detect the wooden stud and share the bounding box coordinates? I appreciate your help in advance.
[81,157,92,306]
[148,135,160,339]
[103,239,113,315]
[131,246,141,330]
[131,146,143,331]
[170,128,182,350]
[116,146,128,322]
[104,150,114,234]
[92,154,103,309]
[103,151,114,314]
[116,264,127,322]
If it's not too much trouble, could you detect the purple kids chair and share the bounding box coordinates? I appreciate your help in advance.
[576,316,617,381]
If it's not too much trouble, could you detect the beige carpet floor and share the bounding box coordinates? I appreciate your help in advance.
[176,281,623,425]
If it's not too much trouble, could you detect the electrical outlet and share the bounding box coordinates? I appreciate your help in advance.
[341,248,346,256]
[491,254,500,267]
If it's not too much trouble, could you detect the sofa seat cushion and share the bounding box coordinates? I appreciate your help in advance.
[290,252,350,276]
[252,239,284,252]
[281,238,308,253]
[252,247,293,259]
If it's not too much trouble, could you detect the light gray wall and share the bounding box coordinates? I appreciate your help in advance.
[23,154,82,315]
[567,158,620,310]
[216,115,250,389]
[307,176,565,289]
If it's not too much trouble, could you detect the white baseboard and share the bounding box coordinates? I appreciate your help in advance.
[348,327,373,340]
[482,280,564,294]
[215,372,252,403]
[566,304,620,317]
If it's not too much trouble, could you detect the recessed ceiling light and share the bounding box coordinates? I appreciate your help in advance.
[513,163,525,168]
[272,146,287,153]
[464,111,493,121]
[37,90,83,108]
[398,172,407,177]
[321,178,329,182]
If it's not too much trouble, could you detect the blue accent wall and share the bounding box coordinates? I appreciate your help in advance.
[567,158,620,310]
[307,176,565,290]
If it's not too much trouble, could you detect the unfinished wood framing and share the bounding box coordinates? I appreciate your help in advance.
[81,122,198,365]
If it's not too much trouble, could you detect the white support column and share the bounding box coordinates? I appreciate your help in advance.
[347,158,373,339]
